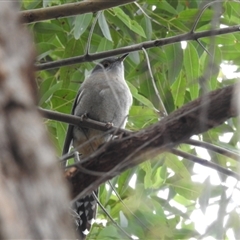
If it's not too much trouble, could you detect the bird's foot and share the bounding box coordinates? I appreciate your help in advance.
[73,151,81,163]
[105,122,113,129]
[80,113,88,121]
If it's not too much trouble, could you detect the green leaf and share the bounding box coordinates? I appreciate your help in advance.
[164,42,183,84]
[178,9,213,22]
[165,154,191,179]
[98,12,112,41]
[51,89,76,113]
[140,161,152,189]
[112,7,146,38]
[39,81,62,106]
[59,38,84,88]
[142,15,152,40]
[168,18,190,32]
[128,106,158,129]
[201,34,236,45]
[96,225,120,239]
[171,72,186,108]
[128,51,140,65]
[166,176,203,200]
[155,72,175,113]
[119,211,128,228]
[173,229,199,239]
[34,22,63,34]
[128,82,158,111]
[74,13,93,39]
[22,0,41,10]
[117,167,137,195]
[225,2,240,21]
[184,42,200,99]
[96,38,113,52]
[36,42,56,61]
[227,211,240,231]
[158,0,178,15]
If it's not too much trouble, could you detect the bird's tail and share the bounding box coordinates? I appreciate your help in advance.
[73,189,98,239]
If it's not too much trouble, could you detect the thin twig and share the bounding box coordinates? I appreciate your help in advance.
[92,192,133,240]
[190,0,223,33]
[36,25,240,71]
[196,39,213,58]
[185,139,240,161]
[134,2,165,28]
[169,149,240,180]
[85,12,101,55]
[142,47,166,116]
[108,181,153,233]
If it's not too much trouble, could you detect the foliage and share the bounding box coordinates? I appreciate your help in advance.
[22,0,240,239]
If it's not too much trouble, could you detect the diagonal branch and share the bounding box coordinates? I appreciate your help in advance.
[169,149,240,180]
[36,25,240,71]
[185,139,240,161]
[64,83,239,200]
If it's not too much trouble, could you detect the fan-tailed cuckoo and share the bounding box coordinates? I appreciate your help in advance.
[62,54,132,239]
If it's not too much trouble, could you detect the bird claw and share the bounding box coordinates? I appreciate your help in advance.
[73,151,81,163]
[80,113,88,121]
[105,122,113,129]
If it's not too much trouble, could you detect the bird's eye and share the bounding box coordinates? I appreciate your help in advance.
[103,62,109,68]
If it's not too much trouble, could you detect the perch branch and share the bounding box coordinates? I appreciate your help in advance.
[63,83,239,200]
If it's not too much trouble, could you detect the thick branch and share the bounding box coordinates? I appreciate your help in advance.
[37,25,240,71]
[21,0,135,24]
[65,84,239,200]
[40,108,240,163]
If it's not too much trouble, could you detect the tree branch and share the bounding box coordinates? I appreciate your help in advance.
[64,83,239,200]
[39,106,240,165]
[36,25,240,71]
[185,139,240,161]
[169,149,240,180]
[21,0,135,24]
[39,107,130,135]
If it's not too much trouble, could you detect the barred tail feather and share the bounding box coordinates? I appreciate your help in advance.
[73,190,98,239]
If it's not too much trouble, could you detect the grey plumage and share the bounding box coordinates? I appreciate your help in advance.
[62,54,132,238]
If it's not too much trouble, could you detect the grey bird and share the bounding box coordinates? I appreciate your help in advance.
[62,54,132,239]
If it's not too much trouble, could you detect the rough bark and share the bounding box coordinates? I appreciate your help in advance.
[0,2,76,238]
[21,0,135,24]
[65,83,239,200]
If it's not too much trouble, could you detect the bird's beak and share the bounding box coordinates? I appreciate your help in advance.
[118,53,129,62]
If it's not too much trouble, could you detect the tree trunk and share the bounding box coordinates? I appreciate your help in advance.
[0,2,76,239]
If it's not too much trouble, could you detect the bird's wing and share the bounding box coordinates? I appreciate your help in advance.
[62,89,82,155]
